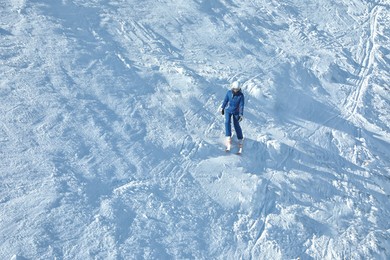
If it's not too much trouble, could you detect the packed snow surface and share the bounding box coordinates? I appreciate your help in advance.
[1,0,390,259]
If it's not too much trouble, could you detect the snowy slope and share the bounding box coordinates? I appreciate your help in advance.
[1,0,390,259]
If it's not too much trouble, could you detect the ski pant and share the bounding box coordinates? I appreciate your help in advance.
[225,112,243,140]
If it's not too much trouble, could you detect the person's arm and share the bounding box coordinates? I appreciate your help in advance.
[239,94,244,116]
[221,91,229,109]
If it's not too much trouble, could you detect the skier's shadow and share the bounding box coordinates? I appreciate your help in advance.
[237,136,364,176]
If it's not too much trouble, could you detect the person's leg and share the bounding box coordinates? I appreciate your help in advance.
[233,115,243,140]
[225,113,233,151]
[225,113,232,137]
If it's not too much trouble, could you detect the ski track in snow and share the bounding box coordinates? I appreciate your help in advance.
[347,4,381,117]
[1,0,390,259]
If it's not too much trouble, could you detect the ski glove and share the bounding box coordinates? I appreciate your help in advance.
[238,116,243,122]
[221,108,225,115]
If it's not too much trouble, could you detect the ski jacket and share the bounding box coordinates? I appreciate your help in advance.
[221,89,244,116]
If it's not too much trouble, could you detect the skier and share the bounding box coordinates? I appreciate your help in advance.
[220,81,244,153]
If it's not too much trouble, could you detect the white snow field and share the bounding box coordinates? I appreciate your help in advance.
[1,0,390,259]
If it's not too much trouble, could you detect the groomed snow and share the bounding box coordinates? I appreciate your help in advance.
[1,0,389,259]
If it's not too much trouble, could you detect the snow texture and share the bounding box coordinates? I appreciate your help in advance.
[1,0,390,259]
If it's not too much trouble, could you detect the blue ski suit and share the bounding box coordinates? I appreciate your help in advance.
[221,89,244,139]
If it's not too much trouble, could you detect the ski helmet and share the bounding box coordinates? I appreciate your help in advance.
[231,81,241,91]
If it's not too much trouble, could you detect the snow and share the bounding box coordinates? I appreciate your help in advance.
[1,0,390,259]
